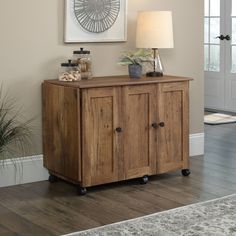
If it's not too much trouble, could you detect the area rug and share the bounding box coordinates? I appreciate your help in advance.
[204,113,236,125]
[64,194,236,236]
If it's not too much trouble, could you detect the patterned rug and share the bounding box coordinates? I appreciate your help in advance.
[204,113,236,125]
[64,194,236,236]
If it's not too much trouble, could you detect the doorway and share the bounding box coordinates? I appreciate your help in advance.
[204,0,236,112]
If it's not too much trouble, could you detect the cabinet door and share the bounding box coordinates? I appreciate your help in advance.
[82,87,121,187]
[123,85,157,179]
[157,82,189,173]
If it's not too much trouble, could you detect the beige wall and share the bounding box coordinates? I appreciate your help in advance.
[0,0,204,155]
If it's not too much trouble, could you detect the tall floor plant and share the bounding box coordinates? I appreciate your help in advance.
[0,86,32,164]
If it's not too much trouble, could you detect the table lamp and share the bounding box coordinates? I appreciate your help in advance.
[136,11,174,77]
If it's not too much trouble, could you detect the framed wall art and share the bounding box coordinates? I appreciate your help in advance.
[64,0,127,43]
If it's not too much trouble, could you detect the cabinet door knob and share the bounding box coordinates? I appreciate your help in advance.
[151,123,158,129]
[115,127,123,133]
[159,122,165,127]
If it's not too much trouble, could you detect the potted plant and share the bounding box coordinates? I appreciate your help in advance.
[0,86,32,165]
[118,49,153,78]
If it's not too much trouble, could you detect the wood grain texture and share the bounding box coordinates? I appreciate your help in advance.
[42,83,80,182]
[157,82,189,173]
[82,87,121,187]
[0,204,54,236]
[122,85,157,179]
[44,75,193,89]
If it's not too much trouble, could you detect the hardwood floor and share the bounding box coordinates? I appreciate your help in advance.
[1,123,236,235]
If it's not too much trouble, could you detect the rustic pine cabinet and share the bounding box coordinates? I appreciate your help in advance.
[43,75,192,195]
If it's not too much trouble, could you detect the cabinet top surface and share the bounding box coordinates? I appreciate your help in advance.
[44,75,193,88]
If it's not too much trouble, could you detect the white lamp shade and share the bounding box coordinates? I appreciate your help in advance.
[136,11,174,49]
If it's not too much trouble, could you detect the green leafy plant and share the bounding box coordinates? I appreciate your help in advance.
[118,49,153,66]
[0,86,32,164]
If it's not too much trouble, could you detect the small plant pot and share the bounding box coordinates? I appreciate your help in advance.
[128,64,142,79]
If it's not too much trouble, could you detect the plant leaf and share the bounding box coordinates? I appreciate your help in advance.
[0,85,33,165]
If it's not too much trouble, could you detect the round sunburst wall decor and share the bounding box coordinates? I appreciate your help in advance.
[73,0,120,33]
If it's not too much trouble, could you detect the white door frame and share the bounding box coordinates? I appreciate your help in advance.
[205,0,236,112]
[225,0,236,111]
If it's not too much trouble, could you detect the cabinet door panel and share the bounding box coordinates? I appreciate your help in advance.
[123,85,157,179]
[82,87,121,187]
[157,82,189,173]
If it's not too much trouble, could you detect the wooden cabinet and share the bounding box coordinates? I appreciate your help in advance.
[43,75,192,194]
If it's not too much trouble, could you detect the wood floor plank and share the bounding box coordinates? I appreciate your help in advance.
[100,186,183,212]
[24,182,145,225]
[0,223,16,236]
[0,186,100,235]
[0,203,53,236]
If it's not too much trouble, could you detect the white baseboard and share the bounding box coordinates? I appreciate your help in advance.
[190,133,205,156]
[0,155,49,188]
[0,133,204,188]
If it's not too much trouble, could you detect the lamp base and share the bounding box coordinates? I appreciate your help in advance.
[146,71,163,77]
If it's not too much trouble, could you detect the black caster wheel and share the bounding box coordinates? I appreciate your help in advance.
[182,169,191,177]
[78,187,87,196]
[140,175,149,184]
[48,174,58,183]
